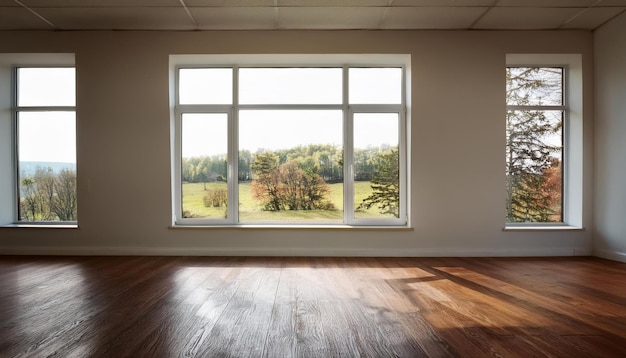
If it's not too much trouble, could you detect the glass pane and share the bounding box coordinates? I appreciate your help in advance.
[239,110,343,223]
[18,112,76,221]
[239,68,342,104]
[18,67,75,107]
[353,113,399,219]
[505,110,563,223]
[506,67,563,106]
[179,68,232,105]
[349,68,402,104]
[181,113,228,219]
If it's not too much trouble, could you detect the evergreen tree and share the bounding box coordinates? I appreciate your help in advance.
[358,149,399,217]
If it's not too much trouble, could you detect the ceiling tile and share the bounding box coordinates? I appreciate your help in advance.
[0,7,53,30]
[596,0,626,5]
[192,7,275,29]
[561,6,626,28]
[497,0,597,6]
[474,7,583,29]
[381,6,486,29]
[34,7,195,30]
[392,0,494,6]
[20,0,180,6]
[278,7,384,29]
[184,0,274,6]
[278,0,388,6]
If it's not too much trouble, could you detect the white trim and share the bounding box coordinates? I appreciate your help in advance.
[0,54,76,226]
[594,249,626,263]
[0,246,592,257]
[170,54,410,227]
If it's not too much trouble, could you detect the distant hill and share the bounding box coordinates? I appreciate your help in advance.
[19,162,76,176]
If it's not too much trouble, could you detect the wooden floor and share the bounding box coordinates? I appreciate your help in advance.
[1,256,625,358]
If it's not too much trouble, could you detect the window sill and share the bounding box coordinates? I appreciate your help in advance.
[503,225,584,232]
[0,224,78,229]
[169,224,413,231]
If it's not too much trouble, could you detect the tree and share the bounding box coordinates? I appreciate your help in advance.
[358,149,399,217]
[251,152,282,211]
[506,67,563,222]
[19,167,77,221]
[50,168,77,221]
[250,152,334,211]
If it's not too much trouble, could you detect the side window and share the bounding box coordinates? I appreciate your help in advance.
[15,67,77,222]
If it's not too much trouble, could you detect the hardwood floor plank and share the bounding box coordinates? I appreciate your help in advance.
[1,256,625,357]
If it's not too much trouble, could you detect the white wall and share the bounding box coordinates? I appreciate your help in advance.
[0,30,594,256]
[594,13,626,263]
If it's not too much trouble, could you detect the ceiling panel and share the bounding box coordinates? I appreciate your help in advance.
[392,0,494,6]
[278,7,384,29]
[34,7,195,30]
[279,0,389,6]
[381,6,486,29]
[184,0,274,6]
[497,0,598,6]
[2,0,624,31]
[0,7,53,30]
[561,6,626,28]
[193,7,275,29]
[474,7,583,29]
[20,0,180,6]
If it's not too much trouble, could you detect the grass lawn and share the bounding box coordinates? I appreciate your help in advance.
[182,181,395,221]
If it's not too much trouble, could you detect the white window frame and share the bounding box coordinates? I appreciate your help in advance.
[0,54,76,227]
[170,54,410,228]
[505,54,583,229]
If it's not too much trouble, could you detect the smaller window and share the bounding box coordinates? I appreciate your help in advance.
[15,67,77,223]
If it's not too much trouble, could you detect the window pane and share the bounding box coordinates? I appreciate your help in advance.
[505,110,563,223]
[349,68,402,104]
[181,113,228,219]
[506,67,563,106]
[179,68,232,105]
[239,110,343,222]
[239,68,342,104]
[353,113,399,219]
[18,112,76,221]
[17,67,75,107]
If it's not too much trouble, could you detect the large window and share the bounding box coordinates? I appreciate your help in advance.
[15,67,77,223]
[505,54,583,228]
[172,55,408,227]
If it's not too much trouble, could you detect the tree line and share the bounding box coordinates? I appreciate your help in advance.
[183,144,400,215]
[181,144,398,185]
[20,167,77,221]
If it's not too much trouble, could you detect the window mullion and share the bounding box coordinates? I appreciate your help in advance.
[230,66,239,224]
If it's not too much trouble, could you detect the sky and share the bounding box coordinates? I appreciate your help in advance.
[181,67,402,158]
[17,68,76,163]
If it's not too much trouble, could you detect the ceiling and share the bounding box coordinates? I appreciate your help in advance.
[1,0,625,31]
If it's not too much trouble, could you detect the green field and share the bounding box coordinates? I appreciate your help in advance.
[182,181,394,222]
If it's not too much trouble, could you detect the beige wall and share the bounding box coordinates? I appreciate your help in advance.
[594,13,626,263]
[0,30,594,256]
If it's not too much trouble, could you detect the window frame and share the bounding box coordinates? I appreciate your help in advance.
[13,66,77,225]
[171,55,410,228]
[0,54,76,227]
[505,54,583,230]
